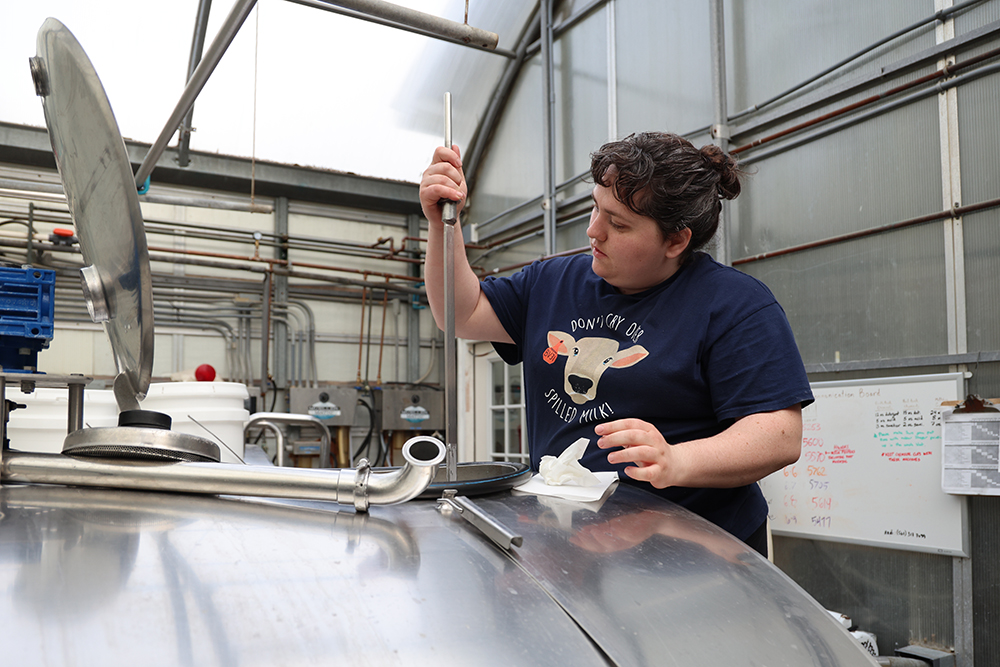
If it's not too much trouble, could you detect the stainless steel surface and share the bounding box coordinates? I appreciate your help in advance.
[438,490,523,550]
[34,19,153,404]
[133,0,258,188]
[62,426,222,463]
[0,480,877,665]
[2,435,444,512]
[246,411,332,468]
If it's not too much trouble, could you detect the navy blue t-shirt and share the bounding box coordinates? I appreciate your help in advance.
[480,251,814,540]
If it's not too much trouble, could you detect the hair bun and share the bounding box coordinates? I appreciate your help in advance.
[699,144,742,200]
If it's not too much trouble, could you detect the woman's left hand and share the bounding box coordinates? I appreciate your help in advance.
[595,418,678,489]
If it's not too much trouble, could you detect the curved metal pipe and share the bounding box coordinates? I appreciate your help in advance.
[0,436,446,512]
[368,436,449,506]
[249,419,287,467]
[245,412,330,467]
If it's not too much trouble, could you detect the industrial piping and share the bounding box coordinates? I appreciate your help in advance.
[0,435,446,512]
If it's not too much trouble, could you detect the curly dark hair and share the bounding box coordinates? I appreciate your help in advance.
[590,132,743,259]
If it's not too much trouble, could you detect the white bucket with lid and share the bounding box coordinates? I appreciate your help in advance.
[141,382,250,464]
[6,387,118,454]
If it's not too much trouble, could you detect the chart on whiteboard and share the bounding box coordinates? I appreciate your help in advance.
[760,374,967,556]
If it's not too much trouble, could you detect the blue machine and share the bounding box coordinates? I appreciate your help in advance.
[0,266,56,372]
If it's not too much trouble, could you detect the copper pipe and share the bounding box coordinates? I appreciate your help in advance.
[732,196,1000,266]
[146,243,421,283]
[377,277,390,385]
[356,280,368,385]
[732,44,1000,155]
[486,245,591,275]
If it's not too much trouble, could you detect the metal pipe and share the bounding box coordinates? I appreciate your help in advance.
[732,196,1000,266]
[247,412,331,467]
[177,0,215,168]
[134,0,259,189]
[249,418,287,466]
[708,0,729,266]
[737,59,1000,166]
[66,383,84,434]
[540,0,557,257]
[1,436,445,512]
[307,0,497,49]
[261,271,271,402]
[728,0,987,121]
[732,44,1000,156]
[284,0,511,56]
[442,94,458,482]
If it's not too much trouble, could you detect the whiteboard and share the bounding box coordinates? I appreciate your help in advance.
[759,373,968,556]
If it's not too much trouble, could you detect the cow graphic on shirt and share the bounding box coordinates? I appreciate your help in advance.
[545,331,649,405]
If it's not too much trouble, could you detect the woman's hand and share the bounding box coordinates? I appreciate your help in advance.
[596,418,678,488]
[419,145,467,226]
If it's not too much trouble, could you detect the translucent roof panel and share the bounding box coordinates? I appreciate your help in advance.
[1,0,536,183]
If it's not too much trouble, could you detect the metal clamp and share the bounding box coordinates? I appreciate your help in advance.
[437,489,523,550]
[354,458,372,512]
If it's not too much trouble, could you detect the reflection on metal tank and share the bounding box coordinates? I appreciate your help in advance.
[0,479,878,666]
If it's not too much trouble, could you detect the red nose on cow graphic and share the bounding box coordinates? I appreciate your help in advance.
[546,331,649,405]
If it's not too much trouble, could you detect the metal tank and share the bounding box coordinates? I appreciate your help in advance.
[0,18,879,667]
[0,468,877,666]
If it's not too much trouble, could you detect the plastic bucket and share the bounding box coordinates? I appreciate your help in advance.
[6,388,118,454]
[141,382,250,464]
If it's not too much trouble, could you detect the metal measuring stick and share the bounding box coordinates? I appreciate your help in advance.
[442,92,458,483]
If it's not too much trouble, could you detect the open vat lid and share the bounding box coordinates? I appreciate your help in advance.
[31,17,153,410]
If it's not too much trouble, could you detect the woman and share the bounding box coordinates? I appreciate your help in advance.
[419,132,813,555]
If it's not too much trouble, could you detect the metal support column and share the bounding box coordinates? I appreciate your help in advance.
[273,197,290,413]
[540,0,558,257]
[177,0,214,168]
[606,0,617,142]
[135,0,259,189]
[260,271,272,409]
[406,213,422,384]
[709,0,730,266]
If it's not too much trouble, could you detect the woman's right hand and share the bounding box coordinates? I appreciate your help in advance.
[419,145,467,226]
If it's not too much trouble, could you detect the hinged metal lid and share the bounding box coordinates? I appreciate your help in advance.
[32,18,153,409]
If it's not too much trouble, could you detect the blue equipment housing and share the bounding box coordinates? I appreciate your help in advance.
[0,266,56,372]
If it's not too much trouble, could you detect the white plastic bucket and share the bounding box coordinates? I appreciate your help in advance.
[6,387,118,454]
[141,382,250,464]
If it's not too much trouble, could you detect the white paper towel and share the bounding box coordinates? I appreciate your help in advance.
[539,437,600,486]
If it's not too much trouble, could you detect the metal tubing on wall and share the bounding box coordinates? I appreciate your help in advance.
[540,0,557,257]
[273,197,290,410]
[708,0,729,266]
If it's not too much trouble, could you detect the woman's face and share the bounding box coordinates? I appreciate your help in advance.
[587,182,691,294]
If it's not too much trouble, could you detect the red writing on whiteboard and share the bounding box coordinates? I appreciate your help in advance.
[881,450,933,462]
[811,496,833,510]
[802,437,824,448]
[807,465,827,477]
[827,445,856,464]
